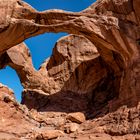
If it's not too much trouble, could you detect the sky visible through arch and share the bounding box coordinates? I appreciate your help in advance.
[0,0,95,102]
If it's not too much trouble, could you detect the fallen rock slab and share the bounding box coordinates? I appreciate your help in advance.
[36,130,65,140]
[64,123,79,133]
[67,112,86,124]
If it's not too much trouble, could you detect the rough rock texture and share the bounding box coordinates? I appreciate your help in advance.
[0,83,39,139]
[2,35,109,113]
[0,83,15,98]
[0,84,140,139]
[0,0,140,139]
[2,43,55,94]
[0,0,139,108]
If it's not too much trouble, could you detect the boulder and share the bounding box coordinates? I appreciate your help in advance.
[67,112,86,124]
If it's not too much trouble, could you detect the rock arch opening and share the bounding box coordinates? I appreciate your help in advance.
[0,32,68,102]
[0,66,23,102]
[0,31,121,115]
[0,0,138,114]
[25,32,68,70]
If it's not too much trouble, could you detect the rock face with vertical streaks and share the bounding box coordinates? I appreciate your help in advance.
[0,0,140,139]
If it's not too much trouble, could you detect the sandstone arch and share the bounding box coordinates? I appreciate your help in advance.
[0,0,140,139]
[0,0,139,110]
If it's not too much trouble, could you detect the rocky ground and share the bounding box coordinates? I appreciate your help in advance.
[0,83,140,140]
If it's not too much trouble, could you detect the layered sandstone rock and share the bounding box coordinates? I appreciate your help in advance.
[0,83,38,139]
[0,0,139,109]
[0,83,15,99]
[1,84,140,139]
[1,35,109,113]
[0,0,140,139]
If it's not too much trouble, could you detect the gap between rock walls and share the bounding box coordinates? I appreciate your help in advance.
[0,66,23,102]
[0,32,68,102]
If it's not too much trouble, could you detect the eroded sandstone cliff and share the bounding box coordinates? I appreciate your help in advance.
[0,0,140,139]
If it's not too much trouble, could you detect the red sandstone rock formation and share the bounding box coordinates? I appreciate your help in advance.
[0,0,140,139]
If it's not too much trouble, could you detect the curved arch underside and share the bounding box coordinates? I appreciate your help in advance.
[0,0,139,113]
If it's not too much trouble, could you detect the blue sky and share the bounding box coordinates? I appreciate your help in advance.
[0,0,95,102]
